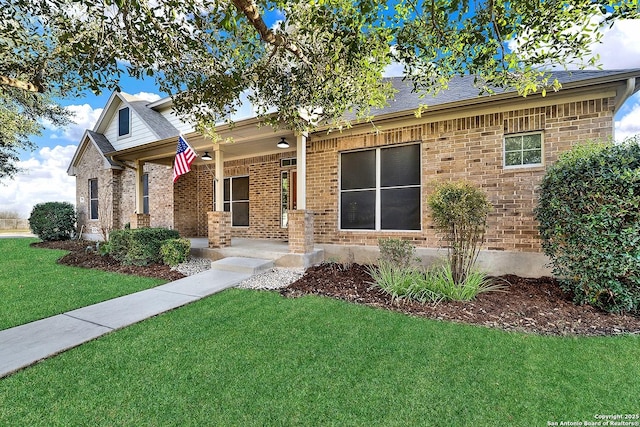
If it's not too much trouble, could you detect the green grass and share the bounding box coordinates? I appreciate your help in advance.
[0,288,638,426]
[0,238,165,330]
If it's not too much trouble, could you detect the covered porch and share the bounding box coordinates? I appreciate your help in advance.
[108,117,321,264]
[189,237,324,268]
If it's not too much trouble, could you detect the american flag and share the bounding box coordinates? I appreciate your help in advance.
[173,135,197,183]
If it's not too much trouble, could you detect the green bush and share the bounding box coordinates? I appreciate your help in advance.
[108,229,132,262]
[160,238,191,266]
[28,202,77,241]
[535,139,640,314]
[378,238,419,270]
[107,228,180,266]
[427,181,491,285]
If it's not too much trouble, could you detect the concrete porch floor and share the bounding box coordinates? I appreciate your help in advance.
[189,237,324,268]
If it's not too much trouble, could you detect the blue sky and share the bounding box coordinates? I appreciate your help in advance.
[1,19,640,218]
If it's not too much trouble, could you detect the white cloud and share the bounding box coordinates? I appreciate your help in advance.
[592,20,640,69]
[383,61,404,77]
[42,91,161,143]
[132,91,162,102]
[615,92,640,142]
[45,103,103,142]
[0,145,77,218]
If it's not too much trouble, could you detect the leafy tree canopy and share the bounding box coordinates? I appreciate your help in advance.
[0,0,638,177]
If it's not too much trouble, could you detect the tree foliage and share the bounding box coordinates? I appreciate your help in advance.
[1,0,638,177]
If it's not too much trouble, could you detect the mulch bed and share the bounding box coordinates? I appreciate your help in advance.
[281,263,640,337]
[32,240,185,281]
[32,240,640,336]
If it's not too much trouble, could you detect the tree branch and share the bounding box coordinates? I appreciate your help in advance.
[0,75,45,93]
[232,0,310,65]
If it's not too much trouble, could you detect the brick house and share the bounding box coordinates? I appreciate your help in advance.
[67,70,640,276]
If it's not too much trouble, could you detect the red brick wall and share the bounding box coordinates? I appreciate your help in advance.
[306,97,615,252]
[173,151,296,238]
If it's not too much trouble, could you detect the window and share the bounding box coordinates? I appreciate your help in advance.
[118,107,130,137]
[340,144,421,231]
[142,173,149,215]
[504,132,543,168]
[222,176,249,227]
[89,178,98,220]
[281,158,297,167]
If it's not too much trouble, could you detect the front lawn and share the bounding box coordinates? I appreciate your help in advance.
[0,288,638,426]
[0,238,165,330]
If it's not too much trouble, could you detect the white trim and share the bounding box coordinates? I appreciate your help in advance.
[503,131,544,169]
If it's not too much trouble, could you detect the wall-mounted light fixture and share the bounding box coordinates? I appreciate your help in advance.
[201,151,212,161]
[277,137,290,149]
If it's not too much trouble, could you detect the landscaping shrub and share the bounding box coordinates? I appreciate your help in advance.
[370,238,501,303]
[427,181,491,285]
[160,238,191,266]
[535,139,640,314]
[378,238,419,270]
[28,202,77,241]
[107,229,131,261]
[107,228,180,266]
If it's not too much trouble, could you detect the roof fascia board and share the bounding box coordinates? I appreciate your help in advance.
[67,130,123,175]
[93,91,125,134]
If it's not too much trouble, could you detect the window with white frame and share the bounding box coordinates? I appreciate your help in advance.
[504,132,543,168]
[118,107,130,137]
[89,178,99,220]
[340,144,421,231]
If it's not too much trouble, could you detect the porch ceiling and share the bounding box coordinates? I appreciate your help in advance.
[108,119,295,166]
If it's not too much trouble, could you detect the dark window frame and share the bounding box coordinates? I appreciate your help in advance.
[118,107,131,137]
[89,178,99,220]
[215,175,250,227]
[142,173,149,215]
[339,143,422,231]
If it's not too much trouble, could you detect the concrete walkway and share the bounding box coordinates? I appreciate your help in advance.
[0,257,273,378]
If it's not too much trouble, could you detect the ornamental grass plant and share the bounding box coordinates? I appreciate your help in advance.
[371,238,502,303]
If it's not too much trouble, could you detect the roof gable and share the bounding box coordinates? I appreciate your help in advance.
[92,91,179,150]
[67,130,123,176]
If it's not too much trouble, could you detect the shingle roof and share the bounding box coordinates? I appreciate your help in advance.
[86,130,120,168]
[372,69,640,118]
[127,100,180,140]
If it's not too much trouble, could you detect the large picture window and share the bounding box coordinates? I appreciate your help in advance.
[340,144,421,231]
[89,178,99,220]
[224,176,249,227]
[504,132,543,168]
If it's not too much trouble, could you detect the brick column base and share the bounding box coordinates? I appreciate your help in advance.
[288,210,314,254]
[130,213,151,229]
[208,211,232,248]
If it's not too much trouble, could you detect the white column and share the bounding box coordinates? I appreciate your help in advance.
[214,146,224,212]
[296,132,307,210]
[134,160,144,214]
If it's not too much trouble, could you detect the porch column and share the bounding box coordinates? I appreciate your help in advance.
[130,160,150,229]
[295,132,307,210]
[207,147,231,247]
[208,212,231,248]
[288,210,314,254]
[214,146,224,212]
